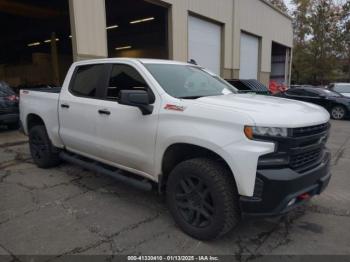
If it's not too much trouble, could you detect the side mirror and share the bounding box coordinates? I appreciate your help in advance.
[119,90,154,115]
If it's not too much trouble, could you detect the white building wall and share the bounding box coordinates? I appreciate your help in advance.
[233,0,293,74]
[161,0,234,73]
[69,0,108,60]
[68,0,293,84]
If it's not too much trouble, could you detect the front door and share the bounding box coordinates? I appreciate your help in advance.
[95,63,159,177]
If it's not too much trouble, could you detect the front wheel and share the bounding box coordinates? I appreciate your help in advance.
[331,105,347,120]
[29,125,61,168]
[166,158,240,240]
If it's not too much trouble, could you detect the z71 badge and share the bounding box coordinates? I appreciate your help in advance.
[164,104,186,112]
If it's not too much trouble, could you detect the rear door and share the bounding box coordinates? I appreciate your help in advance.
[95,62,159,176]
[58,63,110,158]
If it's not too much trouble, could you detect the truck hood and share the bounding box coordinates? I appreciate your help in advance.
[195,94,330,127]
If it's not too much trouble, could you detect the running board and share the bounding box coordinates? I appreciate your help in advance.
[59,152,153,191]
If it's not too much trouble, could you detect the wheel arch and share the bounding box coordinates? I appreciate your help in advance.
[26,113,46,131]
[159,142,238,192]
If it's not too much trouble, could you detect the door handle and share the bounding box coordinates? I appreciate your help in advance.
[98,109,111,115]
[61,104,70,109]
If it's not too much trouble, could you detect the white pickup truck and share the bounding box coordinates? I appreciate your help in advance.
[20,58,331,240]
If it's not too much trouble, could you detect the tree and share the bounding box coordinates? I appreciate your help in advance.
[291,0,346,84]
[266,0,289,13]
[339,1,350,81]
[307,0,340,84]
[291,0,313,83]
[291,0,312,45]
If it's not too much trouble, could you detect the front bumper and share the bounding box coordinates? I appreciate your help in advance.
[0,113,19,124]
[240,150,331,216]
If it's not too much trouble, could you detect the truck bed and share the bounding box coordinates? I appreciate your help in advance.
[19,88,61,145]
[23,87,61,93]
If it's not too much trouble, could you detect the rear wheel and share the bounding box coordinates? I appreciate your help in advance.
[166,158,240,240]
[29,125,61,168]
[331,105,347,120]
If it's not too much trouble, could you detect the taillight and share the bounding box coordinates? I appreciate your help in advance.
[6,95,19,102]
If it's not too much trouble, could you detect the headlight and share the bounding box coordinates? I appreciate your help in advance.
[244,126,288,139]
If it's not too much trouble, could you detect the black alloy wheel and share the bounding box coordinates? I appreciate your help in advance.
[29,125,61,168]
[175,176,215,228]
[166,158,240,240]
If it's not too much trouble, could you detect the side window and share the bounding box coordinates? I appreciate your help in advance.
[286,89,305,96]
[107,64,148,100]
[70,64,106,98]
[303,90,318,97]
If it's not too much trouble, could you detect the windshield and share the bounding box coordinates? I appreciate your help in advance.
[333,84,350,93]
[317,89,342,97]
[145,64,237,99]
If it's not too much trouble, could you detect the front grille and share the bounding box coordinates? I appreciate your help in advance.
[292,123,330,137]
[258,122,330,173]
[290,148,323,170]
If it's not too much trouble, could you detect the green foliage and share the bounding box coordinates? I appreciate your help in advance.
[291,0,350,84]
[266,0,289,13]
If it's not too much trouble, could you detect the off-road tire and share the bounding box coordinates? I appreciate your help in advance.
[166,158,240,240]
[29,125,61,168]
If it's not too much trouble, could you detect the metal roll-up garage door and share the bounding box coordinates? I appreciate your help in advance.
[239,32,259,80]
[188,15,221,75]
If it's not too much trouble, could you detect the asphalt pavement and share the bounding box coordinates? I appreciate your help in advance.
[0,120,349,260]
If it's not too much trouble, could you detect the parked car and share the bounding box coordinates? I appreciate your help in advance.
[20,59,331,240]
[225,79,270,95]
[289,85,313,89]
[328,83,350,98]
[275,87,350,120]
[269,80,288,94]
[0,81,19,129]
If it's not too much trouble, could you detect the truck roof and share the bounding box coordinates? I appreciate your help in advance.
[72,58,190,67]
